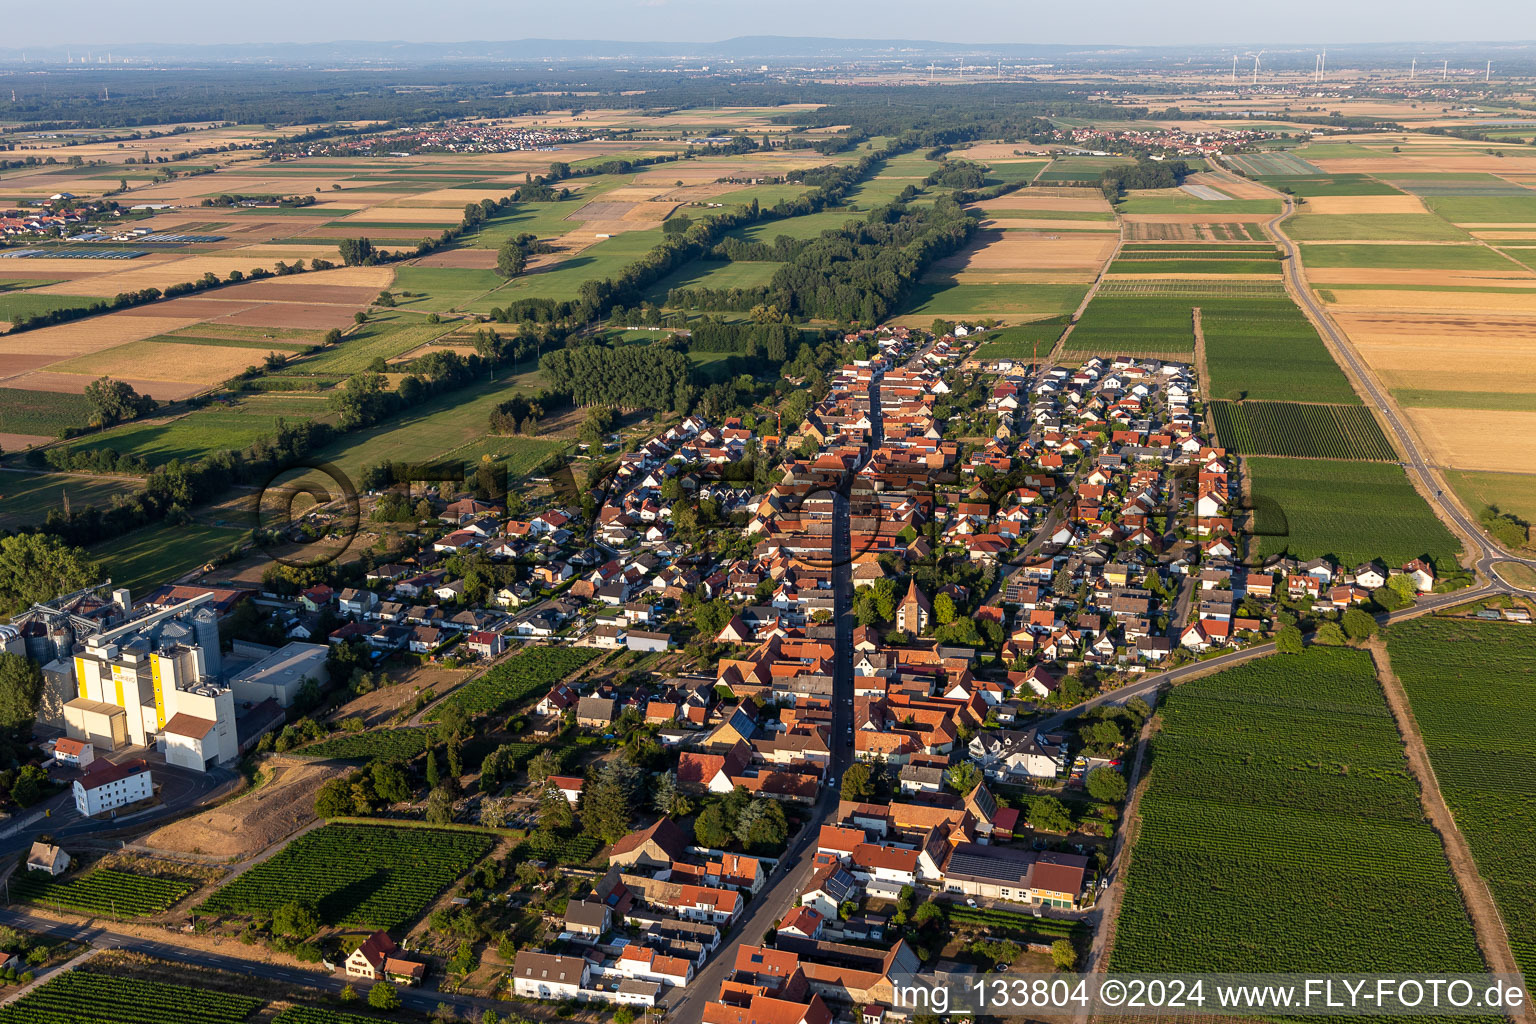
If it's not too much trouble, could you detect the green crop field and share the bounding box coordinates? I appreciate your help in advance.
[1223,151,1323,176]
[983,160,1048,183]
[89,522,248,594]
[899,281,1087,319]
[1391,388,1536,411]
[1036,156,1135,181]
[275,1009,412,1024]
[426,645,601,721]
[199,823,493,930]
[727,210,861,243]
[1442,469,1536,530]
[1209,400,1397,460]
[288,312,458,375]
[1115,196,1282,215]
[0,386,95,438]
[1260,174,1404,197]
[971,318,1069,359]
[467,229,665,310]
[1284,214,1469,242]
[1064,292,1194,353]
[979,208,1115,221]
[0,971,262,1024]
[1106,258,1281,275]
[0,471,143,531]
[1297,243,1514,270]
[147,334,315,352]
[712,183,816,208]
[9,867,195,917]
[299,727,431,761]
[311,369,549,480]
[1387,618,1536,974]
[0,292,102,322]
[67,394,336,467]
[1201,295,1361,405]
[1424,194,1536,223]
[646,259,784,305]
[390,266,507,310]
[1246,457,1461,568]
[1111,647,1487,977]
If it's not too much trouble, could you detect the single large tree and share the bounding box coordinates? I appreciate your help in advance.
[0,654,43,739]
[83,376,155,427]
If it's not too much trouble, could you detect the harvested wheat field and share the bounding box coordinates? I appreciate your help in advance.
[1308,268,1536,286]
[337,206,464,223]
[1302,195,1430,214]
[0,314,200,362]
[954,142,1046,160]
[931,229,1117,274]
[50,339,267,386]
[1189,173,1273,199]
[4,369,203,400]
[1335,311,1536,392]
[142,757,347,859]
[1404,408,1536,473]
[115,298,261,319]
[215,303,363,330]
[1325,288,1536,313]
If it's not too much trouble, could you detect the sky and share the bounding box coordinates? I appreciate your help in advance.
[10,0,1536,48]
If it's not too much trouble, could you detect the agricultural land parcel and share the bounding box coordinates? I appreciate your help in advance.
[1387,618,1536,975]
[1111,648,1488,976]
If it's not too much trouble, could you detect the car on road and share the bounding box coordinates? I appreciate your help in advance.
[967,898,978,907]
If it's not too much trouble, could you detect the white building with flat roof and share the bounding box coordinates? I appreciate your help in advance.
[227,642,328,708]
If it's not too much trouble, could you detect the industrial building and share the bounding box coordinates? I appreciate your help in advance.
[228,641,328,708]
[15,587,243,773]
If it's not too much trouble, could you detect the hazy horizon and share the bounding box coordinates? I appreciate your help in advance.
[2,0,1533,50]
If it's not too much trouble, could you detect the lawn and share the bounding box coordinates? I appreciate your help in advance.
[1283,213,1470,241]
[1387,618,1536,975]
[1112,647,1485,975]
[1297,243,1515,270]
[1246,457,1461,568]
[0,471,143,530]
[0,386,96,438]
[89,522,249,593]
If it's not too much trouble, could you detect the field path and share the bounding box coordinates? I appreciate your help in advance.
[1367,637,1530,1022]
[1191,305,1210,395]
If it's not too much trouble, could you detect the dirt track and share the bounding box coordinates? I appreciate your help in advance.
[1368,638,1531,1023]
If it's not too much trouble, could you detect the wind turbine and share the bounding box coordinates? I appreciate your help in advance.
[1245,50,1265,87]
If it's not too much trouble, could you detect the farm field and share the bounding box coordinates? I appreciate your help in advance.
[1246,457,1461,568]
[1386,618,1536,975]
[1284,213,1470,241]
[1298,243,1520,270]
[0,971,261,1024]
[1111,647,1486,975]
[1392,388,1536,411]
[66,394,336,467]
[198,822,494,930]
[970,318,1069,359]
[647,259,784,306]
[1258,174,1405,197]
[1424,194,1536,223]
[0,386,95,439]
[89,522,249,594]
[0,471,142,531]
[1114,196,1281,215]
[1201,292,1361,405]
[1209,400,1397,460]
[1442,469,1536,530]
[425,645,601,721]
[298,727,431,761]
[467,228,665,310]
[285,312,457,375]
[9,867,196,917]
[309,370,553,480]
[727,210,862,244]
[896,281,1087,321]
